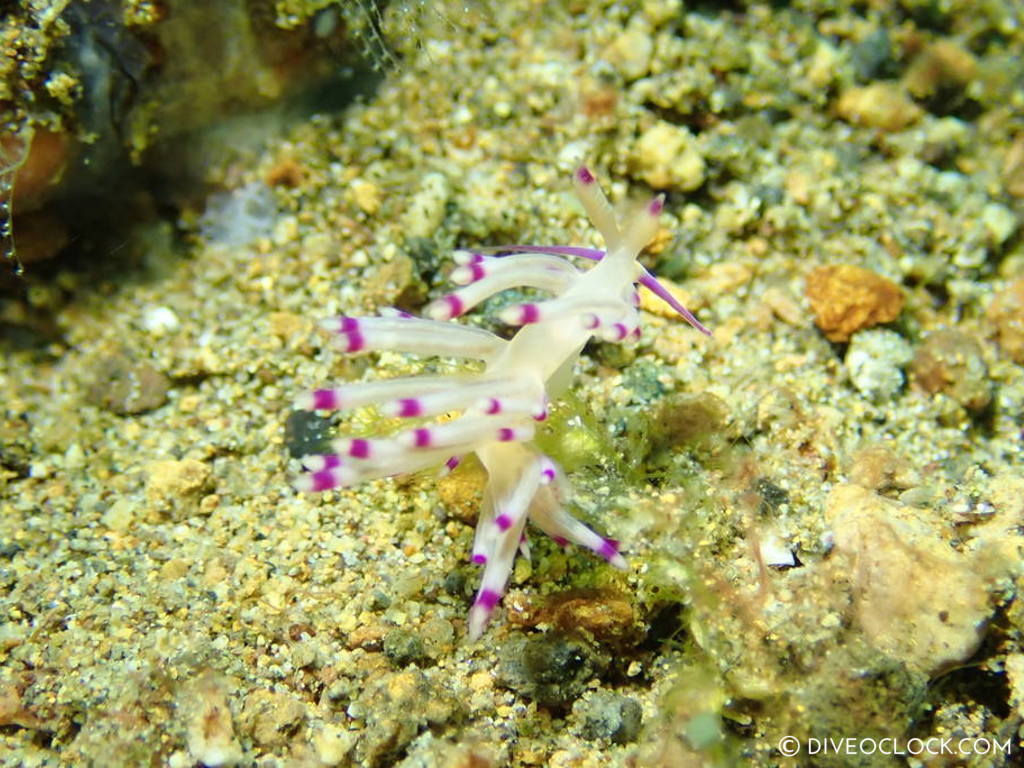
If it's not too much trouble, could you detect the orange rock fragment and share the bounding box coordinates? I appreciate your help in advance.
[804,264,904,342]
[7,128,70,210]
[264,157,304,188]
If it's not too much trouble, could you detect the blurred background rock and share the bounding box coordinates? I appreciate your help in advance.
[0,0,391,283]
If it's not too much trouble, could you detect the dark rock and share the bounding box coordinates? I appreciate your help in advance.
[498,633,609,708]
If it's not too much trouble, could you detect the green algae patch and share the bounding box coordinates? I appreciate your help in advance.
[645,391,731,459]
[535,390,626,476]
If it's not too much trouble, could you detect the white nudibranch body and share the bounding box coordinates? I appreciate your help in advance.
[295,166,710,639]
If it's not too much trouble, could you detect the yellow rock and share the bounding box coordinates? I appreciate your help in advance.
[638,276,702,319]
[146,458,211,499]
[836,83,923,132]
[436,458,486,524]
[632,121,706,191]
[602,19,653,81]
[238,689,306,750]
[349,178,382,215]
[145,458,214,520]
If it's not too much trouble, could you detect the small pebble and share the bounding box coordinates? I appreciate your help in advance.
[181,674,243,767]
[631,121,706,191]
[762,286,807,327]
[87,355,170,415]
[844,328,914,399]
[349,178,382,215]
[805,264,904,342]
[436,459,486,524]
[101,498,135,531]
[140,306,180,335]
[1003,134,1024,197]
[507,590,641,648]
[145,458,214,520]
[0,415,32,477]
[352,670,460,765]
[268,311,305,340]
[313,724,356,766]
[755,477,789,514]
[284,410,335,458]
[981,203,1017,248]
[382,628,427,667]
[499,634,608,708]
[850,28,896,81]
[836,83,923,132]
[911,329,992,412]
[575,690,643,744]
[602,19,653,81]
[402,172,449,238]
[904,40,977,101]
[987,279,1024,364]
[238,689,306,749]
[420,616,456,658]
